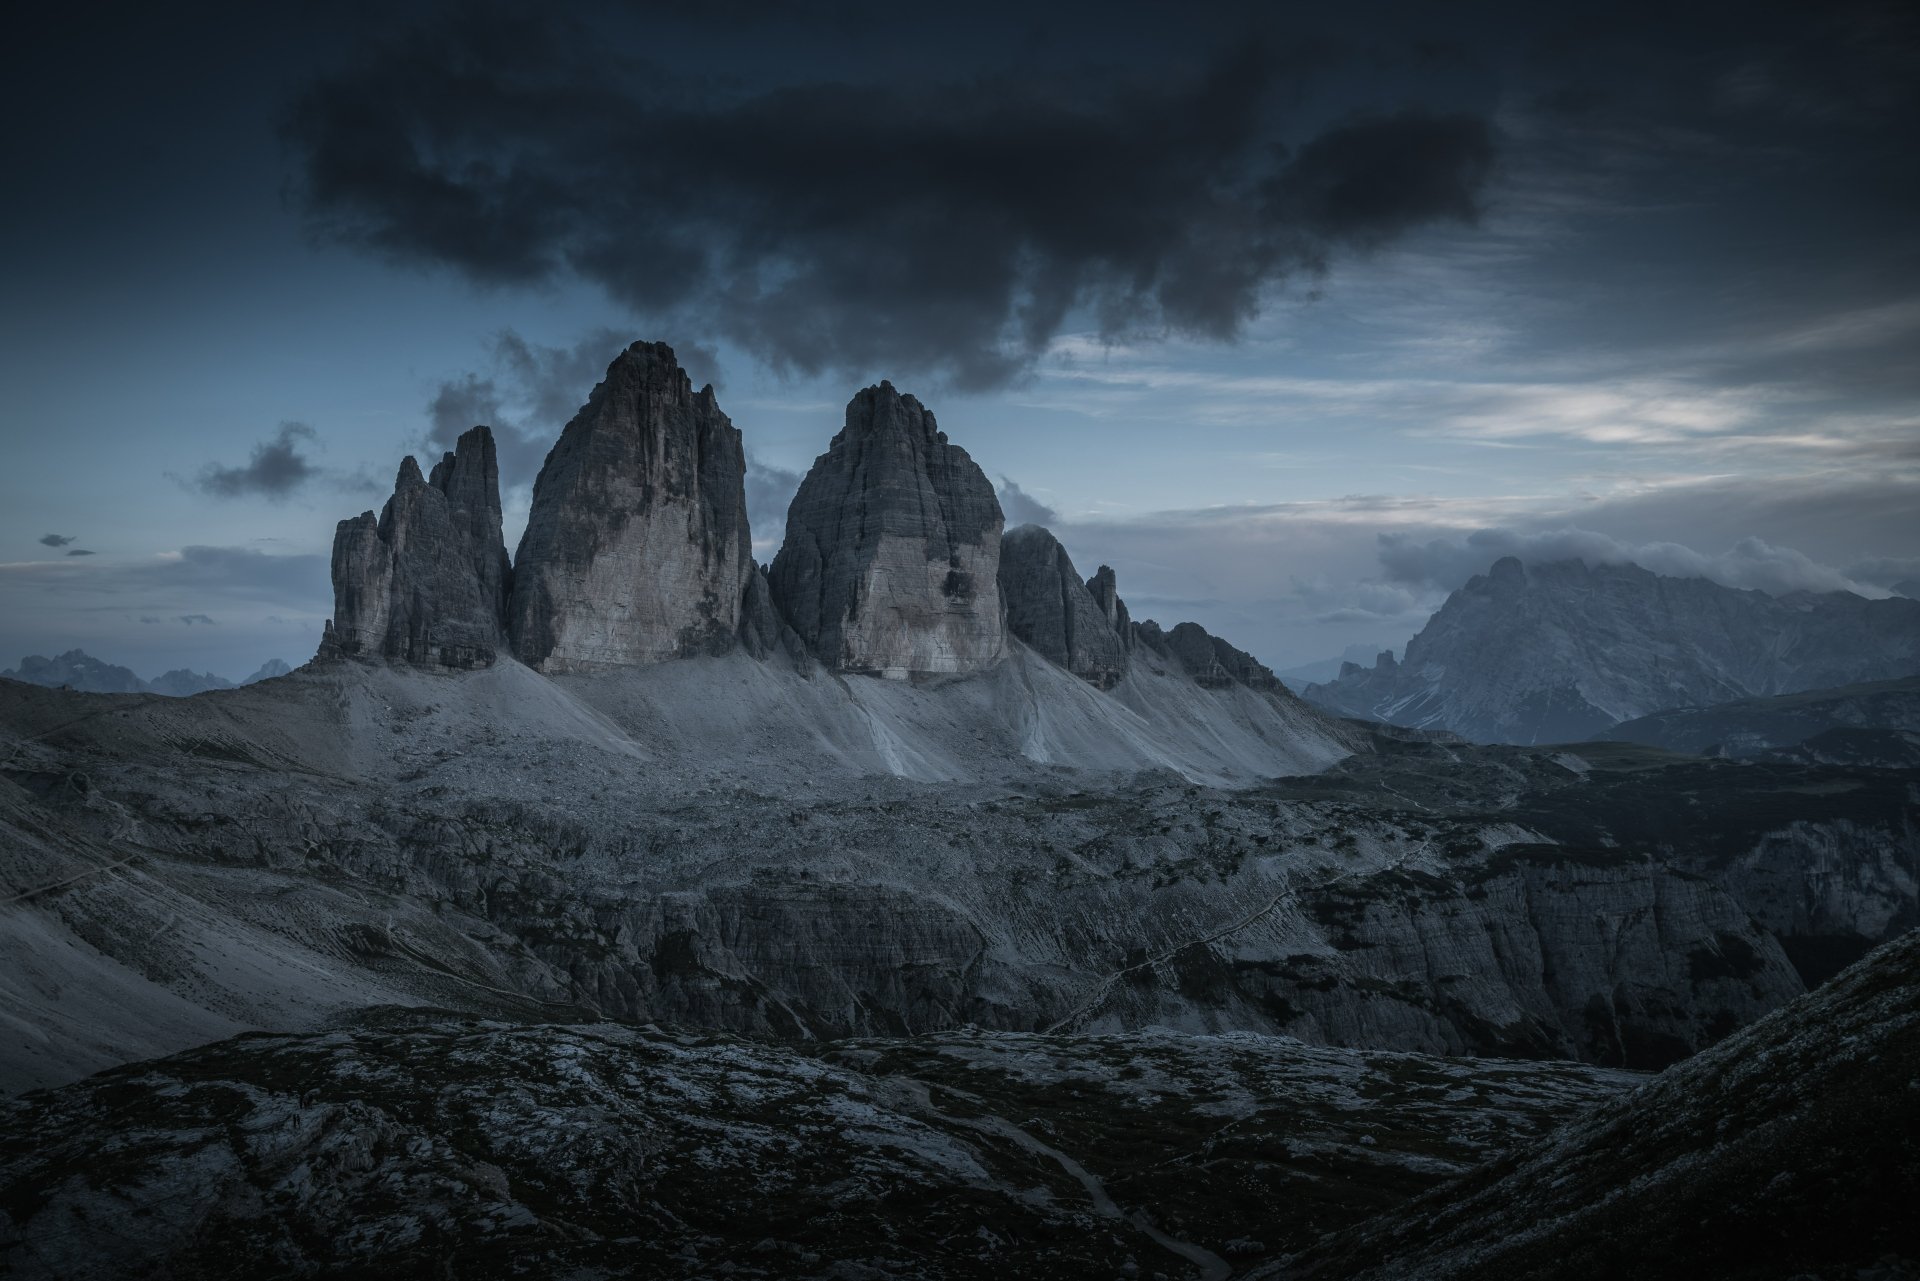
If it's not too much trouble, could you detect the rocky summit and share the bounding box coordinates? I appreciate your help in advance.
[322,425,512,668]
[997,524,1129,688]
[769,382,1005,677]
[508,342,754,671]
[1304,556,1920,744]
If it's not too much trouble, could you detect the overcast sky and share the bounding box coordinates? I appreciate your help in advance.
[3,0,1916,679]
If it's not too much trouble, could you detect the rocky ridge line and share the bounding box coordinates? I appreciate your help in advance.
[321,425,511,668]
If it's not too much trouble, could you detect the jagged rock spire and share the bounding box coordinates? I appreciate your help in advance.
[508,341,754,671]
[321,426,511,668]
[768,382,1005,677]
[998,525,1128,688]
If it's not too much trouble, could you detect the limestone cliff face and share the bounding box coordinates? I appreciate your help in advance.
[508,342,753,671]
[322,426,510,668]
[997,525,1128,688]
[768,382,1005,676]
[1085,565,1132,649]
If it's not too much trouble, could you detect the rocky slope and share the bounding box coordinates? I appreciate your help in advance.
[1274,926,1920,1280]
[998,525,1129,688]
[1304,557,1920,744]
[769,382,1005,677]
[323,426,512,668]
[0,1017,1634,1280]
[1596,675,1920,757]
[508,342,754,670]
[3,659,1910,1095]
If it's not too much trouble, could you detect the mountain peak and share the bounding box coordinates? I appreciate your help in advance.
[324,425,511,669]
[1305,560,1920,743]
[508,342,752,671]
[768,383,1003,677]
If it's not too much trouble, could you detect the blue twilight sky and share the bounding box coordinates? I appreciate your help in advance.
[2,0,1917,680]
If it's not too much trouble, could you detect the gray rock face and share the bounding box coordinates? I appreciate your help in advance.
[769,382,1005,677]
[1305,557,1920,744]
[1161,621,1283,691]
[737,565,805,664]
[322,427,511,668]
[1085,564,1133,648]
[508,342,753,671]
[997,525,1128,688]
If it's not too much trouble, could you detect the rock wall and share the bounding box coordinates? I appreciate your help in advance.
[768,382,1005,677]
[1085,565,1132,648]
[322,426,510,668]
[997,525,1128,688]
[508,342,753,671]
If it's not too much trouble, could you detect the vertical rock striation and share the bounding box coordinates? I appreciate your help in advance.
[1085,564,1133,650]
[768,383,1005,677]
[997,525,1128,688]
[508,342,754,671]
[322,426,511,668]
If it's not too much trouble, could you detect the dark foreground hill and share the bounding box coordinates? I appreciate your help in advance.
[3,929,1912,1280]
[1271,925,1920,1280]
[0,1017,1634,1280]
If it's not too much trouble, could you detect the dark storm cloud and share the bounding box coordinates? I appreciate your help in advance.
[1269,113,1493,250]
[65,549,94,557]
[284,13,1496,389]
[179,614,217,625]
[192,422,320,499]
[38,534,76,548]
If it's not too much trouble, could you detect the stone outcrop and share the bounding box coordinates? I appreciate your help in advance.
[768,382,1005,677]
[1156,621,1282,691]
[508,343,754,671]
[737,565,806,664]
[1085,565,1132,649]
[997,525,1128,688]
[322,426,511,668]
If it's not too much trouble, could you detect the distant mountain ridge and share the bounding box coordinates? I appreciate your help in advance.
[1303,557,1920,744]
[1597,675,1920,759]
[0,649,292,696]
